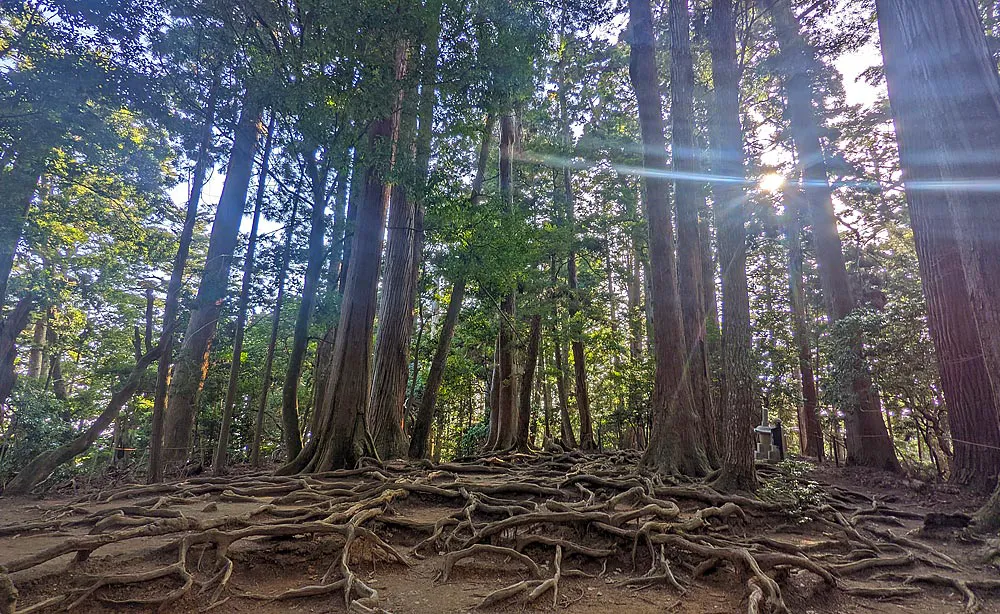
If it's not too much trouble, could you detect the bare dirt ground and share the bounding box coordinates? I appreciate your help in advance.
[1,452,998,614]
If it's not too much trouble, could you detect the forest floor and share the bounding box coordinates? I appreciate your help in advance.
[1,451,999,614]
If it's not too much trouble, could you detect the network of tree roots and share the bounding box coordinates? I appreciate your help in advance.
[1,451,998,614]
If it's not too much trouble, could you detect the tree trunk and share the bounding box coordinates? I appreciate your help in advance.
[162,97,262,469]
[148,75,220,482]
[338,147,363,294]
[516,314,542,451]
[557,30,596,452]
[783,186,824,460]
[213,115,275,474]
[626,0,709,476]
[672,0,716,465]
[494,113,518,451]
[0,161,40,313]
[368,181,418,460]
[26,314,45,379]
[279,155,329,461]
[875,1,1000,492]
[0,296,33,411]
[875,0,1000,520]
[772,0,899,472]
[251,193,300,466]
[280,44,408,474]
[5,345,161,495]
[708,0,758,491]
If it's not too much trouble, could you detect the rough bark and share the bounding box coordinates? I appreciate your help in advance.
[251,193,300,467]
[626,0,709,476]
[494,113,518,451]
[708,0,758,491]
[162,97,262,469]
[368,181,418,460]
[553,338,577,449]
[875,0,1000,515]
[148,76,220,483]
[516,314,542,451]
[671,0,716,465]
[280,44,408,474]
[772,0,900,472]
[279,156,329,461]
[5,345,161,495]
[214,115,275,474]
[783,186,824,460]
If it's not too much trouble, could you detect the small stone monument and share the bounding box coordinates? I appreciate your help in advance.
[754,407,782,462]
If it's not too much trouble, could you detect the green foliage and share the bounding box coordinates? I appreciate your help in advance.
[759,460,826,521]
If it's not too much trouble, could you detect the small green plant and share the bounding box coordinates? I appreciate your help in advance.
[759,460,825,521]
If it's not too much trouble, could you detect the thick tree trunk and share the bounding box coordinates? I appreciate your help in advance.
[279,156,329,461]
[672,0,716,465]
[5,345,160,495]
[368,182,418,459]
[162,98,262,469]
[494,113,518,451]
[709,0,757,491]
[783,187,823,460]
[280,44,408,474]
[875,0,1000,517]
[214,116,275,474]
[251,194,300,466]
[626,0,709,476]
[148,76,220,482]
[772,0,899,472]
[516,314,542,451]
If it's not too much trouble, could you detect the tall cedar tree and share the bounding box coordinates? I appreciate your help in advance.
[214,116,275,474]
[671,0,717,464]
[626,0,710,476]
[875,0,1000,521]
[783,186,823,459]
[493,112,518,450]
[709,0,757,490]
[770,0,899,471]
[279,44,408,473]
[161,98,262,468]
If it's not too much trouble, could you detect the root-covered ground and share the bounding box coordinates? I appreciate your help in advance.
[2,451,999,613]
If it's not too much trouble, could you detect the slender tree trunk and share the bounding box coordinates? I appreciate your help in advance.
[708,0,757,491]
[213,116,275,474]
[783,186,824,460]
[553,340,576,448]
[409,278,465,458]
[279,156,329,461]
[626,0,709,476]
[875,0,1000,518]
[162,97,262,469]
[539,349,552,441]
[148,76,220,482]
[494,113,518,450]
[251,193,300,466]
[672,0,716,465]
[516,314,542,451]
[773,0,899,472]
[557,29,596,451]
[27,315,45,379]
[280,44,408,474]
[338,147,363,294]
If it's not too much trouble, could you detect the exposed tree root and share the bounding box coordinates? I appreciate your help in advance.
[0,451,993,613]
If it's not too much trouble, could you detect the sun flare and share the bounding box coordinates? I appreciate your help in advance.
[759,172,786,194]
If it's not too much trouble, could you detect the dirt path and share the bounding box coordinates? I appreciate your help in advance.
[1,453,998,613]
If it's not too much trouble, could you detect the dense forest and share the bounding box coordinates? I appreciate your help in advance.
[4,0,1000,612]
